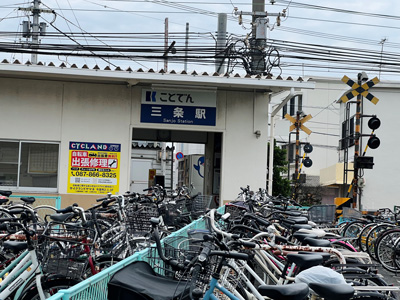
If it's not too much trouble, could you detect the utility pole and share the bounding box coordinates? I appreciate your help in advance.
[251,0,266,75]
[234,1,286,75]
[31,0,40,64]
[215,13,227,74]
[184,23,189,72]
[20,0,54,64]
[164,18,169,72]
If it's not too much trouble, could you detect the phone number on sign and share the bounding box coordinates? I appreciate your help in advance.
[71,171,117,178]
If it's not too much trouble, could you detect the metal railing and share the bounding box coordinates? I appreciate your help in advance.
[46,207,223,300]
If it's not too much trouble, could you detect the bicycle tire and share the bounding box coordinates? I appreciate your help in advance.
[18,277,80,300]
[83,255,123,279]
[34,205,58,224]
[375,228,400,272]
[358,222,377,253]
[342,220,368,250]
[366,224,395,260]
[393,236,400,270]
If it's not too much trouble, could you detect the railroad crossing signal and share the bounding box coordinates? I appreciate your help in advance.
[285,113,312,135]
[340,75,380,104]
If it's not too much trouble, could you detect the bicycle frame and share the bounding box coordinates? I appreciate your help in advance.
[0,248,45,300]
[203,276,241,300]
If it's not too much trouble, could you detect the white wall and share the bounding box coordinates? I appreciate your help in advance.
[0,77,271,205]
[221,91,269,202]
[273,78,342,179]
[0,78,63,141]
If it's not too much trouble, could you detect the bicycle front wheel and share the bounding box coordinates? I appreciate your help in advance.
[18,277,80,300]
[375,228,400,272]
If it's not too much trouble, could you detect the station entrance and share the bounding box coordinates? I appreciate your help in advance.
[130,128,222,206]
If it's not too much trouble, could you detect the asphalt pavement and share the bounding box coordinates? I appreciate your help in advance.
[376,265,400,299]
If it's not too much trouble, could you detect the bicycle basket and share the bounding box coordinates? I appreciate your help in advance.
[162,199,190,226]
[144,234,216,287]
[224,202,247,220]
[41,243,89,279]
[126,204,159,235]
[342,207,362,219]
[40,222,95,279]
[41,221,96,245]
[308,205,336,224]
[186,195,213,218]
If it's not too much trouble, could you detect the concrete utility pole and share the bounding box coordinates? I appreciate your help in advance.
[20,0,53,64]
[31,0,40,64]
[234,1,285,75]
[251,0,266,75]
[164,18,169,72]
[215,13,227,74]
[184,23,189,72]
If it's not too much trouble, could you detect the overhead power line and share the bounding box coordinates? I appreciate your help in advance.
[276,0,400,21]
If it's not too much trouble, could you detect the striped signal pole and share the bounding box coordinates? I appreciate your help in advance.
[353,73,362,208]
[284,111,312,200]
[294,111,301,181]
[340,73,379,209]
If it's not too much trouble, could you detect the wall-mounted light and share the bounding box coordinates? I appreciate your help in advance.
[254,130,261,138]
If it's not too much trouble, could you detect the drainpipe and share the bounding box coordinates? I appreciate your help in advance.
[268,88,302,195]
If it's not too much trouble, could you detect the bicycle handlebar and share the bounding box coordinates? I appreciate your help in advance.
[209,209,234,240]
[56,203,78,214]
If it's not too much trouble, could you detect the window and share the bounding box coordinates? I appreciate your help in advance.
[340,117,355,150]
[282,95,303,118]
[0,141,59,190]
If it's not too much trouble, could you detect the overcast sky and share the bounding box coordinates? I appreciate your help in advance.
[1,0,400,80]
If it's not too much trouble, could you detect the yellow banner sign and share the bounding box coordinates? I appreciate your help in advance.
[67,142,121,194]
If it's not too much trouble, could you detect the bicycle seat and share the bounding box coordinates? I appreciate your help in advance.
[303,237,331,247]
[283,211,303,217]
[287,253,324,271]
[298,251,331,262]
[0,190,12,197]
[287,216,309,224]
[3,241,29,253]
[292,224,313,232]
[50,213,74,222]
[0,198,9,204]
[21,197,35,204]
[308,282,354,300]
[293,232,319,244]
[258,282,309,300]
[297,228,326,237]
[108,261,190,300]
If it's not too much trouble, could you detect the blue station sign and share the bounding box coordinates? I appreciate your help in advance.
[140,89,216,126]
